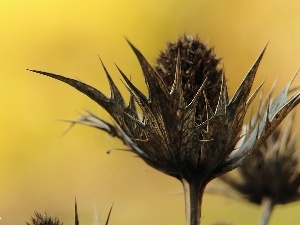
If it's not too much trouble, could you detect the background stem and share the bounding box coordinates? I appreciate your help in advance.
[182,179,205,225]
[259,197,275,225]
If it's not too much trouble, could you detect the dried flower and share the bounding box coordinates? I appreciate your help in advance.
[27,200,112,225]
[29,35,300,225]
[219,114,300,225]
[26,212,63,225]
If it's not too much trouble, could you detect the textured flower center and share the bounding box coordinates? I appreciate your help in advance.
[155,35,223,123]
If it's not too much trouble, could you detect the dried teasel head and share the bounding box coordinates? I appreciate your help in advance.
[29,35,300,225]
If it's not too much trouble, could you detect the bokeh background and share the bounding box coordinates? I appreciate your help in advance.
[1,0,300,224]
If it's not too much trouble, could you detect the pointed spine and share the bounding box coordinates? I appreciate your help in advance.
[229,45,267,107]
[99,57,125,108]
[28,69,111,109]
[126,39,170,100]
[75,197,79,225]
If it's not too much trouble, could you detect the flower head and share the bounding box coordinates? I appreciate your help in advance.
[218,114,300,225]
[29,35,300,225]
[220,114,300,205]
[155,35,223,125]
[26,212,63,225]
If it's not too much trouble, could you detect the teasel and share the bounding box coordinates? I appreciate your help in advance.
[29,35,300,225]
[218,113,300,225]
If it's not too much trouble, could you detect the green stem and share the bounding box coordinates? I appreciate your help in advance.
[259,197,275,225]
[182,178,205,225]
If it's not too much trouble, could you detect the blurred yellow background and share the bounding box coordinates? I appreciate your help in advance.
[1,0,300,224]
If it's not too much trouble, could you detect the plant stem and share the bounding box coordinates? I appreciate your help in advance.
[259,197,275,225]
[182,178,205,225]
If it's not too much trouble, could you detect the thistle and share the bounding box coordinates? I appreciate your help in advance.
[26,212,63,225]
[27,200,113,225]
[29,35,300,225]
[219,114,300,225]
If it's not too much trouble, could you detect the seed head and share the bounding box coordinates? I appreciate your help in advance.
[29,34,300,182]
[29,35,300,225]
[26,212,63,225]
[155,35,223,123]
[220,114,300,205]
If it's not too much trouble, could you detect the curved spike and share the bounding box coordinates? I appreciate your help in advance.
[75,197,79,225]
[170,49,183,95]
[246,81,265,107]
[117,70,166,139]
[125,38,170,100]
[115,65,148,103]
[123,110,145,127]
[215,74,228,115]
[169,49,186,108]
[105,203,114,225]
[28,69,111,109]
[230,45,267,106]
[186,77,207,110]
[98,57,126,107]
[268,72,300,119]
[203,91,215,119]
[124,95,139,120]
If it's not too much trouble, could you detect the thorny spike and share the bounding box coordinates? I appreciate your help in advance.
[105,203,114,225]
[170,49,183,95]
[215,74,228,115]
[119,73,160,129]
[28,69,112,108]
[75,197,79,225]
[98,57,125,107]
[124,94,139,120]
[117,65,168,140]
[268,69,299,119]
[246,81,265,107]
[230,45,267,106]
[186,78,207,110]
[203,92,215,119]
[126,38,170,100]
[123,110,145,127]
[116,65,148,103]
[127,95,137,112]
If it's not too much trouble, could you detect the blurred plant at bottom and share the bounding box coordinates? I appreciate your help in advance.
[213,114,300,225]
[26,212,63,225]
[26,200,113,225]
